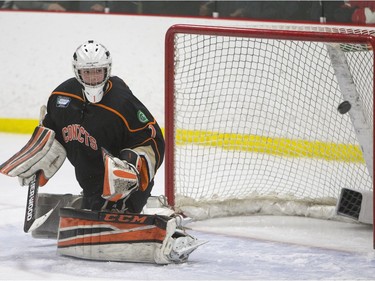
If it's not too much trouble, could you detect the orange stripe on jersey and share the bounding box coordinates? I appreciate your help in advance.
[51,80,112,101]
[104,80,112,94]
[93,103,156,133]
[132,138,163,170]
[51,81,155,133]
[51,91,85,102]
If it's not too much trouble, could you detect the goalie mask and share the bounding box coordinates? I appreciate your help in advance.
[72,40,112,103]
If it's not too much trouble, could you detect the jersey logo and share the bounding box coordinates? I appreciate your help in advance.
[56,96,71,108]
[62,124,98,151]
[137,110,149,123]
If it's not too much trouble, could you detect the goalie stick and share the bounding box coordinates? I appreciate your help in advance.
[24,105,61,232]
[0,106,62,233]
[23,171,58,233]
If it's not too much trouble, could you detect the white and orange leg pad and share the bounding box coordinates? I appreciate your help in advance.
[57,208,205,264]
[0,126,66,186]
[102,148,140,202]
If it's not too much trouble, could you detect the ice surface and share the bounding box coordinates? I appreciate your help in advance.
[1,133,375,280]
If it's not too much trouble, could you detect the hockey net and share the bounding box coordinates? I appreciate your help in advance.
[164,24,374,223]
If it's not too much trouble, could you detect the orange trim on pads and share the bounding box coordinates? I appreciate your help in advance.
[57,216,167,248]
[0,126,53,175]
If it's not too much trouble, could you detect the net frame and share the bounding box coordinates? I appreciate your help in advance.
[164,24,375,238]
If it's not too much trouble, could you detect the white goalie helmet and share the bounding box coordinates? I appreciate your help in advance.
[72,40,112,103]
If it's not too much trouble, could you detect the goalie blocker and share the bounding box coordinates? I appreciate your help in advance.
[0,126,66,186]
[57,208,205,264]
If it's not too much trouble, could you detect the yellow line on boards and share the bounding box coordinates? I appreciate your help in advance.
[1,120,364,163]
[175,129,365,163]
[0,118,38,134]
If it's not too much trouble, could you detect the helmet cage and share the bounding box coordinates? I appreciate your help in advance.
[77,67,109,87]
[72,40,112,103]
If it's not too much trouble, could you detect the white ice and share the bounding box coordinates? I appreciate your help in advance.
[0,133,375,281]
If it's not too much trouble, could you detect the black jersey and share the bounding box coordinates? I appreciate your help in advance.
[43,76,165,200]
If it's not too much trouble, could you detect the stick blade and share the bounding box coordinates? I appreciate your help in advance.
[26,207,55,233]
[23,171,58,233]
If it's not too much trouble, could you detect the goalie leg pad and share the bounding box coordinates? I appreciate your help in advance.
[57,208,170,263]
[57,209,205,264]
[0,126,66,186]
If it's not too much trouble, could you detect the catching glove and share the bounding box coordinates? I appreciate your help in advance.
[102,148,141,202]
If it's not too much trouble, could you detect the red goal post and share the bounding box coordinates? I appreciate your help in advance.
[164,24,375,232]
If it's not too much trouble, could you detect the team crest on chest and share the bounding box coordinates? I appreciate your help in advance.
[56,96,71,108]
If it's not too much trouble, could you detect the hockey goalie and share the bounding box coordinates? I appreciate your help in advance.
[0,127,204,265]
[0,40,205,264]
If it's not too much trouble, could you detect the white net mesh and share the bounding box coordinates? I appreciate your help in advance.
[167,25,373,220]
